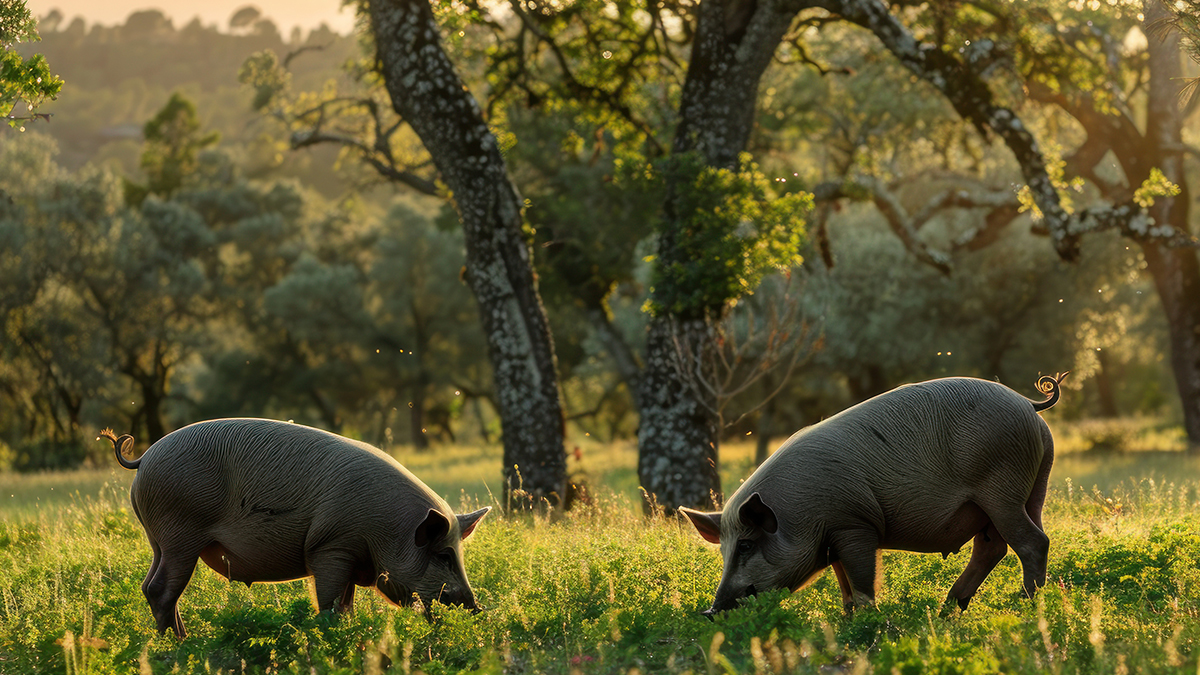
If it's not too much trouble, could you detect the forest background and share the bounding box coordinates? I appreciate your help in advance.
[8,3,1200,673]
[1,0,1194,499]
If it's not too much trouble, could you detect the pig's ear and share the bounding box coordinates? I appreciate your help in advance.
[738,493,778,534]
[680,507,722,544]
[456,506,491,540]
[415,508,451,547]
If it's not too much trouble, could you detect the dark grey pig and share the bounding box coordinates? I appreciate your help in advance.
[99,418,490,638]
[682,374,1066,615]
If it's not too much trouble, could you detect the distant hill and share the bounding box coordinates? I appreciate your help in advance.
[15,8,359,191]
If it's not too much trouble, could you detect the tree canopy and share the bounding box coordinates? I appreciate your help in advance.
[1,0,62,128]
[1,1,1194,484]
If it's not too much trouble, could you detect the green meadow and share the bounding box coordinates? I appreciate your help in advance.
[3,428,1200,674]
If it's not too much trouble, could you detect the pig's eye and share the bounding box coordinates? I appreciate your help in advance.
[436,549,455,565]
[736,539,755,556]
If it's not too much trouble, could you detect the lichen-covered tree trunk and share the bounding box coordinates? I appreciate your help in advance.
[1142,0,1200,444]
[638,318,721,511]
[1142,243,1200,442]
[369,0,566,504]
[637,0,798,513]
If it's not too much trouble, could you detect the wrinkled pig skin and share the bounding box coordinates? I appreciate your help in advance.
[682,374,1066,616]
[101,418,490,638]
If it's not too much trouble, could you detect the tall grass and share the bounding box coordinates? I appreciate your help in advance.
[2,430,1200,673]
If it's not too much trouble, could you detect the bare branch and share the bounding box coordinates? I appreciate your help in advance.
[290,128,439,196]
[1054,201,1200,249]
[813,176,1019,274]
[952,201,1023,252]
[283,41,334,69]
[664,275,819,428]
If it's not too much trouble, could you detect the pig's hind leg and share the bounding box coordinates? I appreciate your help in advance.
[944,522,1008,611]
[143,536,207,638]
[975,497,1049,600]
[1026,425,1055,534]
[971,429,1053,601]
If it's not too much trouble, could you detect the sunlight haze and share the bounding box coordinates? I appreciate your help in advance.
[27,0,355,35]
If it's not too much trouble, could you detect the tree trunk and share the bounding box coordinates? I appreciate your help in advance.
[637,317,721,511]
[369,0,566,505]
[410,382,428,450]
[584,305,643,410]
[1093,349,1120,419]
[140,376,167,444]
[410,307,431,450]
[1142,246,1200,441]
[846,364,888,403]
[636,0,799,513]
[309,387,341,433]
[1141,0,1200,444]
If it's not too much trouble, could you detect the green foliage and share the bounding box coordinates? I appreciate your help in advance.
[237,50,290,113]
[129,92,220,201]
[646,153,810,319]
[21,12,357,190]
[783,201,1163,422]
[1133,168,1181,209]
[1015,140,1086,221]
[875,634,1001,675]
[0,0,62,127]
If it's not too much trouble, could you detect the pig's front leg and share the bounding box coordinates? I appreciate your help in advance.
[829,529,880,609]
[831,561,854,612]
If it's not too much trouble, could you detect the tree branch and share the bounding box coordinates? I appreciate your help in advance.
[289,128,439,196]
[804,0,1195,260]
[505,0,667,157]
[814,176,1020,273]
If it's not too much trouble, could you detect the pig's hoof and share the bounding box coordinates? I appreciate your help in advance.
[938,597,964,617]
[700,607,718,622]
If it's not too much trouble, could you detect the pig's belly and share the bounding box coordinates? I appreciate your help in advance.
[200,541,309,584]
[879,500,991,554]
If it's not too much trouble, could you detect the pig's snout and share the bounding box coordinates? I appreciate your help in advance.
[430,587,482,614]
[702,585,758,618]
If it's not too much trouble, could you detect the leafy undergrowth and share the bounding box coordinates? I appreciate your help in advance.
[2,481,1200,673]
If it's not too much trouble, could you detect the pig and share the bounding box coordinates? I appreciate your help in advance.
[681,374,1066,616]
[99,418,490,638]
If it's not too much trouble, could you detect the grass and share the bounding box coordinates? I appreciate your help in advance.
[1050,416,1190,455]
[2,425,1200,673]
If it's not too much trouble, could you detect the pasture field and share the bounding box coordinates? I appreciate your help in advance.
[3,432,1200,673]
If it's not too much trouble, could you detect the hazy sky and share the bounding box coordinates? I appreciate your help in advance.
[27,0,356,36]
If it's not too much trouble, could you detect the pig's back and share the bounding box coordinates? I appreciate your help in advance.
[130,419,443,534]
[741,378,1049,544]
[765,377,1045,473]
